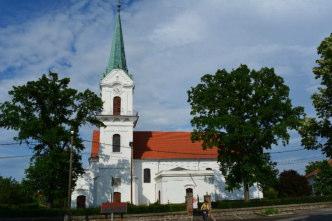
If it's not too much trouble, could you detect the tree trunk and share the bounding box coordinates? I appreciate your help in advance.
[244,182,250,202]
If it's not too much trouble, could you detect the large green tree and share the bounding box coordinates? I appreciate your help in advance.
[300,33,332,157]
[187,65,303,201]
[0,72,103,207]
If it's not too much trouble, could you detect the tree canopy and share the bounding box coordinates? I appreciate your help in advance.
[312,160,332,196]
[278,170,311,197]
[0,72,104,207]
[187,65,303,201]
[0,176,33,204]
[305,160,326,175]
[300,33,332,157]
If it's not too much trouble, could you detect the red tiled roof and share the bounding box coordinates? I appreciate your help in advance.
[133,131,218,159]
[90,131,218,160]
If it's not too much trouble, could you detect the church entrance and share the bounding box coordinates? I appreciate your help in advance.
[113,192,121,203]
[76,195,86,208]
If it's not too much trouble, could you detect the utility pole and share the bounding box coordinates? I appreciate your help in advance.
[130,141,133,204]
[67,130,74,209]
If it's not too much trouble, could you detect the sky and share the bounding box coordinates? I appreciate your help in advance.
[0,0,331,180]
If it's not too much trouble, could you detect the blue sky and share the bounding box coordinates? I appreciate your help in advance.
[0,0,331,180]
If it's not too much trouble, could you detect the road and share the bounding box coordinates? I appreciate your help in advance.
[193,207,332,221]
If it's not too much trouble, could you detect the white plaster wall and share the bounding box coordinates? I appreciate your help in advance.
[156,175,215,204]
[134,159,263,205]
[101,69,134,116]
[71,169,94,208]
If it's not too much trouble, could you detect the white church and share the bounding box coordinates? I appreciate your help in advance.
[71,4,262,208]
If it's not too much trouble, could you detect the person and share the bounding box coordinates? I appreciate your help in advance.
[200,199,211,221]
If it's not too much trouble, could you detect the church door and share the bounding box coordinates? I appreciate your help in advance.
[113,192,121,203]
[76,195,86,208]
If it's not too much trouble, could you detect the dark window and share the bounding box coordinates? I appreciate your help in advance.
[158,190,161,204]
[76,195,86,208]
[113,134,120,152]
[113,96,121,115]
[143,168,151,183]
[206,168,212,170]
[112,177,121,186]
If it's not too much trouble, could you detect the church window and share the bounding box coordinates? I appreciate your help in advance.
[206,168,212,170]
[143,168,151,183]
[186,188,193,195]
[113,134,120,152]
[113,96,121,115]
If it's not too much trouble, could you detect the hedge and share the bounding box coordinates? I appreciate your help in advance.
[1,196,331,218]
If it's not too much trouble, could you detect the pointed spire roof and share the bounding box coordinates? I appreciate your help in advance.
[106,2,127,74]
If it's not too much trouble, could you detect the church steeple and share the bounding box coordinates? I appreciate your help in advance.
[106,1,127,74]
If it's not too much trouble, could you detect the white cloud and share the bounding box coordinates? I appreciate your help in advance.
[1,0,332,179]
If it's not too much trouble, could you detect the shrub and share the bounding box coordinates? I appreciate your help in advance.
[278,170,312,197]
[263,187,279,199]
[262,207,279,216]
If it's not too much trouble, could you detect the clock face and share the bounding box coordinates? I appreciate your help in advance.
[113,85,122,95]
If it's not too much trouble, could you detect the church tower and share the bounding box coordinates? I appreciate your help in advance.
[96,2,138,204]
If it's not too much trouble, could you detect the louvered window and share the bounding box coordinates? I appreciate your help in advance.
[113,134,120,152]
[113,96,121,115]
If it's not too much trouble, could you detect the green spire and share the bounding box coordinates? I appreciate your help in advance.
[106,2,127,74]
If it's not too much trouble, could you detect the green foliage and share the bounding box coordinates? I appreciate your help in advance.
[305,160,326,174]
[187,65,303,200]
[312,161,332,196]
[261,207,279,216]
[300,33,332,157]
[0,176,33,204]
[0,204,63,218]
[278,170,311,198]
[0,203,186,217]
[2,197,332,218]
[24,149,84,208]
[0,72,104,207]
[263,187,279,199]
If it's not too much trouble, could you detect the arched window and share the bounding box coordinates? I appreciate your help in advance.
[206,168,212,171]
[113,96,121,115]
[186,188,193,195]
[76,195,86,208]
[113,134,120,152]
[143,168,151,183]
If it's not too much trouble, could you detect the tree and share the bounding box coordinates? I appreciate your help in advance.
[187,65,303,201]
[0,72,103,207]
[311,161,332,196]
[0,176,33,204]
[278,170,311,197]
[300,33,332,157]
[305,160,326,175]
